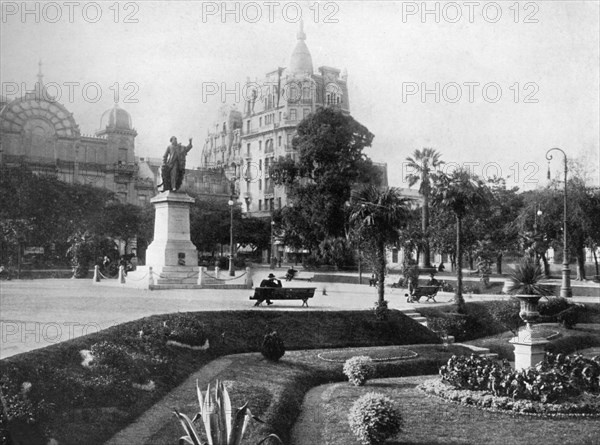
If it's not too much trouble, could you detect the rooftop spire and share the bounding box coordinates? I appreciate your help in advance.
[37,60,44,84]
[296,19,306,40]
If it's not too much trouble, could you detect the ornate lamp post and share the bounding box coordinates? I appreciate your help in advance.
[545,148,572,298]
[228,198,235,276]
[270,219,276,268]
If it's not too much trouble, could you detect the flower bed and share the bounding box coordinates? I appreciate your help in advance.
[318,346,418,363]
[419,379,600,417]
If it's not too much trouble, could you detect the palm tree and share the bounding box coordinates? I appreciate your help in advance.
[405,148,444,268]
[349,185,412,305]
[432,169,489,311]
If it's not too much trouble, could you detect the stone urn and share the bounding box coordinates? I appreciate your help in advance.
[515,295,543,330]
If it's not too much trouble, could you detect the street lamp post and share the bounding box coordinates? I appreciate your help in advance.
[270,219,275,269]
[545,147,572,298]
[228,198,235,276]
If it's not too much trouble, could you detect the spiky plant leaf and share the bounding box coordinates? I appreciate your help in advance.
[506,258,553,296]
[228,402,249,445]
[173,410,203,445]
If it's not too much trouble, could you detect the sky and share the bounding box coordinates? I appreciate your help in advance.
[2,1,599,189]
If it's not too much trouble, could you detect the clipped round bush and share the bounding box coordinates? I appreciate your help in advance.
[261,331,285,361]
[348,392,403,445]
[343,356,376,386]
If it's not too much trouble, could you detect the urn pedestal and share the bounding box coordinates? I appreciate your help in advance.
[509,295,549,371]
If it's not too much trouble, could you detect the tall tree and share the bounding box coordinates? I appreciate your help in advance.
[271,107,379,259]
[432,169,490,311]
[405,148,444,268]
[349,185,412,305]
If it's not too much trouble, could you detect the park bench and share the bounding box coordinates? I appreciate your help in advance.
[406,285,439,303]
[250,287,316,307]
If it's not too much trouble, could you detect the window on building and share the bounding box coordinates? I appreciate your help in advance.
[259,141,262,151]
[138,194,147,203]
[270,198,275,210]
[289,109,297,121]
[223,121,226,133]
[303,108,310,118]
[118,147,128,163]
[278,197,282,209]
[278,135,282,147]
[247,121,250,133]
[392,248,399,263]
[247,143,251,155]
[259,159,262,171]
[258,200,262,211]
[279,111,282,121]
[259,117,262,127]
[258,178,262,190]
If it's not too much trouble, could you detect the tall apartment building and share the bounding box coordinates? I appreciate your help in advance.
[200,22,354,218]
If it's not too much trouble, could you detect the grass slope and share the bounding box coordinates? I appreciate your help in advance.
[0,310,439,445]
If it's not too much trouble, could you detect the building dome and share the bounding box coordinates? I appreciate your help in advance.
[99,103,132,131]
[289,20,313,75]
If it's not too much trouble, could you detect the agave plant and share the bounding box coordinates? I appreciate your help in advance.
[505,258,553,296]
[174,380,282,445]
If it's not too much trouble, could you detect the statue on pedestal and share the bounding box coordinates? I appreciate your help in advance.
[158,136,193,192]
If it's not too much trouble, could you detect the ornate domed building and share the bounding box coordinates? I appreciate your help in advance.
[201,21,353,219]
[0,64,156,205]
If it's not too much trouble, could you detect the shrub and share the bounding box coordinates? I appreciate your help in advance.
[426,314,477,341]
[261,331,285,361]
[557,306,580,329]
[348,392,403,445]
[343,356,375,386]
[166,316,208,346]
[372,300,389,321]
[486,298,523,335]
[539,297,571,317]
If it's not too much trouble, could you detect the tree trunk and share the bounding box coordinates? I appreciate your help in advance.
[496,253,503,274]
[593,248,599,278]
[468,251,474,270]
[540,252,550,278]
[576,247,586,281]
[377,240,386,304]
[455,215,465,311]
[420,195,431,268]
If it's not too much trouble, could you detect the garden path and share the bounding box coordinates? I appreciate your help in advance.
[104,357,232,445]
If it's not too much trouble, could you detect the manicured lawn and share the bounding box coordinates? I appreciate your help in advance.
[0,310,439,445]
[308,376,600,445]
[145,344,472,445]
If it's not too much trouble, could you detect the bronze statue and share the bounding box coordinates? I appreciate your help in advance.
[158,136,193,192]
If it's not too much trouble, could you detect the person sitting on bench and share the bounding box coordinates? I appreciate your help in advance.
[258,273,282,305]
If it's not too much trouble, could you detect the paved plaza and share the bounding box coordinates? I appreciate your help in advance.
[1,273,597,359]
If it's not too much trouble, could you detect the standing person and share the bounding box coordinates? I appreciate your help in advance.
[159,136,193,192]
[258,273,282,305]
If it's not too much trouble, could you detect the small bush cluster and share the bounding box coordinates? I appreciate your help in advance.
[439,353,600,403]
[426,314,478,341]
[343,356,375,386]
[261,331,285,361]
[372,300,390,321]
[539,297,571,317]
[90,341,169,385]
[440,281,454,293]
[163,315,208,347]
[348,392,403,445]
[486,298,523,335]
[556,306,581,329]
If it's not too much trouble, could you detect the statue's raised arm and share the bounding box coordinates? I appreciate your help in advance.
[158,136,193,192]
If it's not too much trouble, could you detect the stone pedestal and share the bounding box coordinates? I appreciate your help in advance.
[510,329,549,371]
[145,191,198,274]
